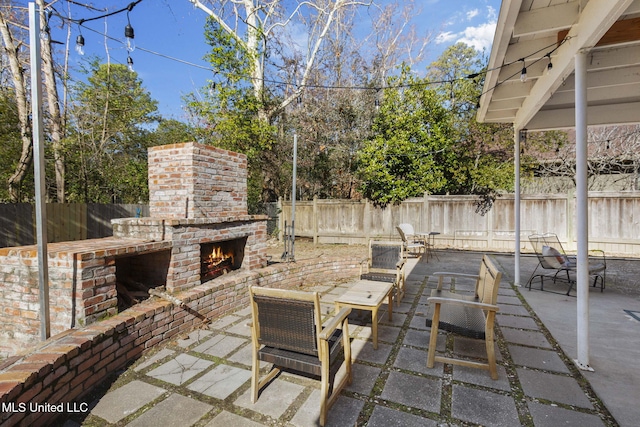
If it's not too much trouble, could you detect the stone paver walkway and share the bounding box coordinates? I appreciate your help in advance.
[62,251,623,427]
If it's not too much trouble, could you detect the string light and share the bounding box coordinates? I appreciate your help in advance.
[47,0,572,100]
[75,33,85,55]
[480,36,572,99]
[125,6,135,52]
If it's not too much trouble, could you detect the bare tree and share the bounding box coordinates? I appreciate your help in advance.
[0,2,32,201]
[37,0,65,202]
[0,1,66,202]
[523,126,640,193]
[188,0,373,123]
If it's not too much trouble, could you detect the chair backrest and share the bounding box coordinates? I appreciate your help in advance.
[397,223,415,237]
[369,240,403,270]
[529,233,569,269]
[250,286,322,357]
[396,226,406,243]
[476,255,502,305]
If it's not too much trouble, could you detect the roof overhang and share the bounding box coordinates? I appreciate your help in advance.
[477,0,640,131]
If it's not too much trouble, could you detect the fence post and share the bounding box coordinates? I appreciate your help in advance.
[566,189,576,250]
[423,192,429,233]
[487,201,494,249]
[313,196,318,245]
[364,199,371,243]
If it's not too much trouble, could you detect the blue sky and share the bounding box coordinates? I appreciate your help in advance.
[51,0,500,121]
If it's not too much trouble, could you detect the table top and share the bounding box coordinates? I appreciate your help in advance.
[416,231,440,236]
[336,280,392,307]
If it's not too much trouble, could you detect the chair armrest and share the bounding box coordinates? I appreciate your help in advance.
[427,296,499,312]
[319,307,352,340]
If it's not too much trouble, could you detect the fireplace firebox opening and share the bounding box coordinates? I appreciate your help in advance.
[201,237,247,282]
[115,250,171,311]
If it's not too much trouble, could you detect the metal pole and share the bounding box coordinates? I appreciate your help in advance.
[574,50,591,371]
[29,2,50,340]
[514,128,523,286]
[290,131,297,260]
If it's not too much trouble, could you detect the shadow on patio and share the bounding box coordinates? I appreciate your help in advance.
[63,248,640,427]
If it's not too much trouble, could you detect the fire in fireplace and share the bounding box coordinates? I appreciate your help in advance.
[201,238,247,282]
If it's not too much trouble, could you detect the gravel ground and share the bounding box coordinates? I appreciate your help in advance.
[265,237,368,263]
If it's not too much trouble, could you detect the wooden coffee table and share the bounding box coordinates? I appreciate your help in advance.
[335,280,393,349]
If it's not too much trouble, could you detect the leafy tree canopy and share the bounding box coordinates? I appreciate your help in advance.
[357,45,515,209]
[64,59,160,203]
[357,66,455,205]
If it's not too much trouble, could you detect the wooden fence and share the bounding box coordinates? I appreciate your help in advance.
[0,204,148,248]
[4,193,640,256]
[278,192,640,256]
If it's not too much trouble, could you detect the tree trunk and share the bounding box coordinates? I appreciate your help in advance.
[37,0,65,202]
[0,8,33,202]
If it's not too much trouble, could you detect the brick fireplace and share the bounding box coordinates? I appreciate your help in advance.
[112,142,268,292]
[0,142,267,356]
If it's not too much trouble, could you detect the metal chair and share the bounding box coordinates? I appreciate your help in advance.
[527,233,606,295]
[426,255,502,379]
[360,240,406,304]
[249,286,352,426]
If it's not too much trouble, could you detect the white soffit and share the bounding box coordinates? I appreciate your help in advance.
[478,0,640,131]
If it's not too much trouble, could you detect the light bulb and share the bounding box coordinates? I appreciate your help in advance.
[75,34,85,55]
[127,55,134,72]
[520,67,527,82]
[125,24,135,52]
[546,62,553,75]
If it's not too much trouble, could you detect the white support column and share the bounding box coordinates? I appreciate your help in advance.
[514,127,522,286]
[574,50,592,371]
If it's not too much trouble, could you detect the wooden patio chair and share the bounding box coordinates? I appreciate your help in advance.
[249,286,352,426]
[396,224,426,258]
[527,233,606,295]
[426,255,502,379]
[360,240,406,304]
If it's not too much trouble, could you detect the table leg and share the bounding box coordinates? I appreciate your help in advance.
[388,292,393,321]
[371,307,378,350]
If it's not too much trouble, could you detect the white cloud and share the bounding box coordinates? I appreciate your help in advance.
[466,9,479,20]
[486,5,497,21]
[456,21,496,52]
[435,31,457,45]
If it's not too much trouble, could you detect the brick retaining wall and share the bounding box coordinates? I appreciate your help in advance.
[0,256,360,427]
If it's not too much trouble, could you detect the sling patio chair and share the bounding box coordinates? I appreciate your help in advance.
[527,233,606,296]
[426,255,502,379]
[359,239,406,305]
[249,286,352,426]
[396,224,426,259]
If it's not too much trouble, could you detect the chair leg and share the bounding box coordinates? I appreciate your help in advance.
[427,304,441,368]
[251,348,260,403]
[485,314,498,380]
[319,357,329,426]
[343,321,352,383]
